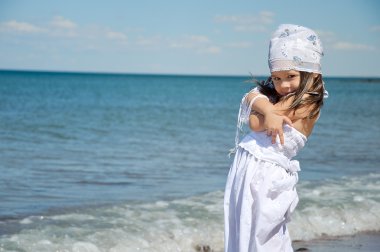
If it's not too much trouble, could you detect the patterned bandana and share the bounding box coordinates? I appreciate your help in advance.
[268,24,323,74]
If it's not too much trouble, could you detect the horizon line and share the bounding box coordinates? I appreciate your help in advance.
[1,68,380,80]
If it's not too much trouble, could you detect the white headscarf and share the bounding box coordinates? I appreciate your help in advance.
[268,24,324,74]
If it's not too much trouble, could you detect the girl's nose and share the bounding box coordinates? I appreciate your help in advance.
[280,81,292,94]
[280,81,291,89]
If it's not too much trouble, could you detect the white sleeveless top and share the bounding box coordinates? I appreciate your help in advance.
[239,124,307,160]
[230,88,307,173]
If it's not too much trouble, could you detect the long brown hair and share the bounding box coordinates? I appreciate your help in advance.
[256,71,325,119]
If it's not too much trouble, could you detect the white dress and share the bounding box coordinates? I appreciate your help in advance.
[224,91,307,252]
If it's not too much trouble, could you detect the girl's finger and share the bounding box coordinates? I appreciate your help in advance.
[271,130,277,144]
[279,129,285,145]
[266,129,272,136]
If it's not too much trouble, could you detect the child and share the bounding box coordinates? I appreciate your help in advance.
[224,24,328,252]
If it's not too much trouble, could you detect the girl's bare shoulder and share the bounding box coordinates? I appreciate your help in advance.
[275,93,317,120]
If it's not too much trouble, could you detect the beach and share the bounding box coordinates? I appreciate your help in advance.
[194,233,380,252]
[293,232,380,252]
[0,71,379,251]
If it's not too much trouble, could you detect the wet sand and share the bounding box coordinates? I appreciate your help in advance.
[194,232,380,252]
[293,232,380,252]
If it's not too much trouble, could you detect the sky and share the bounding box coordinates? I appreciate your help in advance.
[0,0,379,77]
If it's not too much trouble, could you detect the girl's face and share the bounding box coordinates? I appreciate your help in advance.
[271,70,301,96]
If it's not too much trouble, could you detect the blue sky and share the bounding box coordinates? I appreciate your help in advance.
[0,0,379,77]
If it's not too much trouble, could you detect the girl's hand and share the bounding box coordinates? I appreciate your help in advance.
[263,112,293,145]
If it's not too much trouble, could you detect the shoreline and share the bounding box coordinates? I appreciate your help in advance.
[292,232,380,252]
[194,232,380,252]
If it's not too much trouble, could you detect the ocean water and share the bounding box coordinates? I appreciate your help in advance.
[0,70,379,251]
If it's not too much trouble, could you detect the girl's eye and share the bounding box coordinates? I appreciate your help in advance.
[288,75,296,78]
[272,77,280,81]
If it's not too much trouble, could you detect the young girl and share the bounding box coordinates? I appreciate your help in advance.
[224,24,328,252]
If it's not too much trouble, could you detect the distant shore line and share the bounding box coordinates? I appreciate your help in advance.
[1,69,380,81]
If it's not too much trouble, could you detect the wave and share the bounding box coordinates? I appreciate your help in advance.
[0,173,379,251]
[290,172,380,240]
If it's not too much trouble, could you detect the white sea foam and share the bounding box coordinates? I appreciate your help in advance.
[290,173,380,240]
[0,173,379,251]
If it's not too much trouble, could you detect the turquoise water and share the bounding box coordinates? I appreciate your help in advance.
[0,71,241,218]
[0,70,379,250]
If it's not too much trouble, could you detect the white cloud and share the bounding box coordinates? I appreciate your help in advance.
[170,35,210,49]
[106,31,128,41]
[50,16,77,29]
[169,35,221,54]
[0,16,132,44]
[234,24,267,32]
[0,20,46,33]
[370,25,380,32]
[1,17,224,55]
[48,16,80,38]
[315,30,337,44]
[199,46,221,54]
[315,30,376,51]
[226,41,253,48]
[136,36,162,47]
[333,42,376,51]
[214,11,275,32]
[315,30,335,37]
[0,17,77,37]
[258,11,274,24]
[187,35,210,43]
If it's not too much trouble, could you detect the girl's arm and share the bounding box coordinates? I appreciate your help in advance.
[249,93,318,142]
[245,92,292,145]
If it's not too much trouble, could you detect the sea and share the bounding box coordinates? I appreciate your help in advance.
[0,70,379,251]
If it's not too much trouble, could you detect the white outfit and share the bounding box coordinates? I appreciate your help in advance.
[224,91,307,252]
